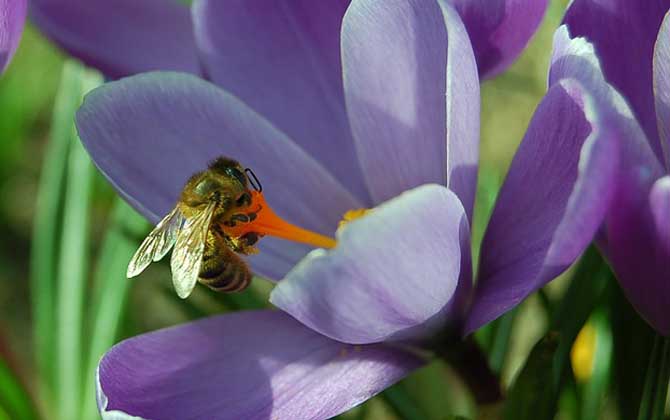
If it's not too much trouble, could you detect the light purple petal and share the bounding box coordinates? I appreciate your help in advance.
[447,0,548,79]
[192,0,370,204]
[97,310,424,420]
[563,0,670,164]
[271,184,472,344]
[0,0,26,73]
[550,26,670,335]
[465,79,619,333]
[654,12,670,170]
[341,0,479,220]
[650,176,670,254]
[76,72,361,280]
[30,0,199,78]
[603,175,670,336]
[549,26,665,196]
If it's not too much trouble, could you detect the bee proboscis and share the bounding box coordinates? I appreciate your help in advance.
[127,156,338,298]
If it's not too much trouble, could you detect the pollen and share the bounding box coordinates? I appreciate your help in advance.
[338,208,372,231]
[570,322,597,382]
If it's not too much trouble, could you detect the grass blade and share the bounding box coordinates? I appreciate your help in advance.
[0,358,38,420]
[54,64,102,420]
[30,61,85,401]
[80,200,147,419]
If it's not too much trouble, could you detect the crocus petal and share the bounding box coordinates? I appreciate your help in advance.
[192,0,370,204]
[30,0,199,78]
[447,0,548,79]
[341,0,479,220]
[549,26,665,205]
[466,79,619,333]
[550,26,670,335]
[97,310,424,420]
[271,184,472,344]
[563,0,670,163]
[0,0,26,73]
[650,176,670,254]
[604,175,670,336]
[76,72,361,280]
[654,12,670,170]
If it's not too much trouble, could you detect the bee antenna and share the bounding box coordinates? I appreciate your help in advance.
[245,168,262,192]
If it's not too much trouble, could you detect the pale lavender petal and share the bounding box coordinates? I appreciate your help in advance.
[97,311,424,420]
[466,79,619,333]
[654,12,670,170]
[341,0,479,220]
[30,0,199,78]
[76,72,361,280]
[192,0,370,204]
[563,0,670,163]
[0,0,26,73]
[447,0,548,79]
[604,175,670,336]
[650,176,670,254]
[550,26,665,193]
[550,26,670,335]
[272,184,472,344]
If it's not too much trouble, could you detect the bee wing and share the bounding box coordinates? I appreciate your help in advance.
[127,206,184,278]
[170,201,216,299]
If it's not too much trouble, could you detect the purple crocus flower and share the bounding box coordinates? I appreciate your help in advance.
[74,1,619,418]
[29,0,546,81]
[0,0,26,74]
[558,0,670,335]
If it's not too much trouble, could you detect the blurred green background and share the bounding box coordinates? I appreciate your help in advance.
[0,1,665,419]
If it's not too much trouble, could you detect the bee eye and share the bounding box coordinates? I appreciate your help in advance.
[195,178,218,197]
[225,167,247,187]
[236,192,252,207]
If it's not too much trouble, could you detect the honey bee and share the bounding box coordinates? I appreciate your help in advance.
[127,157,264,299]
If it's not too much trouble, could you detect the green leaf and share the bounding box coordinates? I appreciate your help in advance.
[578,311,613,420]
[80,199,148,420]
[0,358,38,420]
[487,308,518,374]
[30,60,94,406]
[610,284,656,420]
[503,332,560,420]
[550,246,609,390]
[637,335,670,420]
[51,62,103,420]
[381,382,429,420]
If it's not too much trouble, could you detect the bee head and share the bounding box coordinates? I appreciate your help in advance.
[206,157,254,208]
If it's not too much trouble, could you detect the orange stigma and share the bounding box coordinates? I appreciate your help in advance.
[223,191,336,249]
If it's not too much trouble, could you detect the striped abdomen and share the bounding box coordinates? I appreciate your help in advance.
[198,230,251,293]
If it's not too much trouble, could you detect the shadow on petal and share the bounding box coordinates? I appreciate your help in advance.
[97,311,423,420]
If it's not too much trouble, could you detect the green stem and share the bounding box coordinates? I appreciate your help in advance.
[638,334,670,420]
[30,61,84,403]
[650,336,670,420]
[80,200,146,420]
[380,383,428,420]
[56,137,93,420]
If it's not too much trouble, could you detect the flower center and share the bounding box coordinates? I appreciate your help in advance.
[222,191,337,249]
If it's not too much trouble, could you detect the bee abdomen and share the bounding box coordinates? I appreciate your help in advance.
[198,259,251,293]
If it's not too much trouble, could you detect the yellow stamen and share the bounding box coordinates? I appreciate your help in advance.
[223,191,336,249]
[571,322,597,382]
[338,208,372,230]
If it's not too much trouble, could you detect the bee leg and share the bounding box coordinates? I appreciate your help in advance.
[227,232,261,255]
[222,213,248,228]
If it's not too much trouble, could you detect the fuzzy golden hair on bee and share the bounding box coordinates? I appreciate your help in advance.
[127,157,258,299]
[127,155,335,299]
